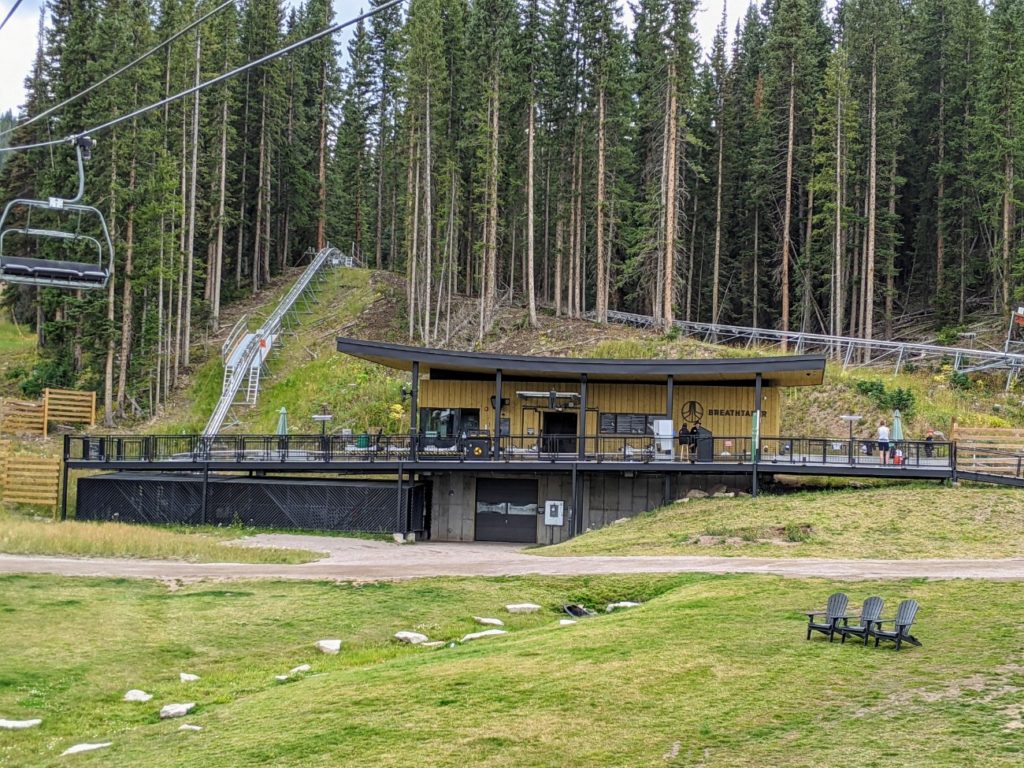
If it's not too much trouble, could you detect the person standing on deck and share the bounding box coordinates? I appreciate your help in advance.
[877,420,891,465]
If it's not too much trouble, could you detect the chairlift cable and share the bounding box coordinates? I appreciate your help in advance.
[0,0,407,155]
[0,0,26,35]
[0,0,235,141]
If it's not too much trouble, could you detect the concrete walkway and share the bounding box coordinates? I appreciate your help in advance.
[1,535,1024,582]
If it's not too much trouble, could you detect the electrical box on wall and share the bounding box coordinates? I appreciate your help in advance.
[544,500,564,526]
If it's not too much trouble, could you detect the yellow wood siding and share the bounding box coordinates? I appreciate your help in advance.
[419,378,781,437]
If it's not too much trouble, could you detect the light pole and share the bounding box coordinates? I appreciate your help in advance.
[840,414,862,465]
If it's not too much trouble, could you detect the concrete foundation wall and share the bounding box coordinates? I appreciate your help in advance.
[427,471,749,543]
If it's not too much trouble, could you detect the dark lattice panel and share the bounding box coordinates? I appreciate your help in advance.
[76,474,424,533]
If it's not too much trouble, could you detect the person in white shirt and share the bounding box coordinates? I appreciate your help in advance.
[877,420,891,464]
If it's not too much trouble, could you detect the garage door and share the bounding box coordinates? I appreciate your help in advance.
[475,478,538,543]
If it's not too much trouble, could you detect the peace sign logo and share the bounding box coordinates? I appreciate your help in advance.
[680,400,704,424]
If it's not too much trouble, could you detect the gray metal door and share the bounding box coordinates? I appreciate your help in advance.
[474,478,538,542]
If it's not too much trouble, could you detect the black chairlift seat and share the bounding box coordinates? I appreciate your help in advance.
[0,136,112,291]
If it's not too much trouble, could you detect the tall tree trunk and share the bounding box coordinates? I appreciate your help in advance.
[595,87,607,322]
[526,93,538,327]
[711,105,725,325]
[1002,153,1013,313]
[253,78,268,295]
[236,73,251,289]
[662,61,678,330]
[423,85,433,342]
[885,150,896,339]
[864,45,878,350]
[317,41,329,251]
[116,153,137,417]
[484,74,500,330]
[183,33,201,368]
[103,153,118,427]
[781,58,796,347]
[936,50,945,295]
[833,86,844,337]
[212,97,229,331]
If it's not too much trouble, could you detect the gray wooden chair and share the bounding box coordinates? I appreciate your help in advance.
[837,596,884,646]
[805,592,849,642]
[873,599,921,650]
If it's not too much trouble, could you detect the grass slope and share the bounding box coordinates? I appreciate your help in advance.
[0,574,1021,767]
[541,486,1024,560]
[0,513,321,563]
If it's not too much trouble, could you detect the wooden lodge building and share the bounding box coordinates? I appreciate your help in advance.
[336,338,826,544]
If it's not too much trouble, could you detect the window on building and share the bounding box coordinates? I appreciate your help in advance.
[419,408,481,438]
[598,413,658,434]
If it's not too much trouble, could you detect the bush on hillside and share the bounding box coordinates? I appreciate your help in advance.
[854,378,916,417]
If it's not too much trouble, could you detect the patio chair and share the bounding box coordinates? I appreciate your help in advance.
[805,592,849,642]
[837,596,885,646]
[873,599,922,650]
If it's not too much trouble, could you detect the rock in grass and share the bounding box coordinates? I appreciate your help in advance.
[0,718,42,730]
[473,616,504,626]
[461,629,507,642]
[315,639,342,654]
[123,690,153,703]
[559,619,577,626]
[289,664,311,674]
[179,673,200,683]
[159,703,196,719]
[686,489,708,499]
[394,631,429,644]
[505,603,541,614]
[178,724,202,732]
[421,641,446,648]
[274,675,290,682]
[606,601,642,612]
[61,743,112,756]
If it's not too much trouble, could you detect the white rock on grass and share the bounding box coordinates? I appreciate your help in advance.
[473,617,504,626]
[178,724,203,732]
[0,718,42,730]
[559,619,577,626]
[274,675,290,682]
[289,664,311,674]
[159,703,196,720]
[606,601,642,612]
[179,673,200,683]
[505,603,541,614]
[315,639,342,654]
[61,743,112,756]
[123,690,153,703]
[421,641,446,648]
[394,631,429,645]
[461,629,507,642]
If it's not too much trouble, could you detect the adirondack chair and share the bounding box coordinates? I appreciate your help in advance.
[837,596,885,646]
[873,599,922,650]
[805,592,849,642]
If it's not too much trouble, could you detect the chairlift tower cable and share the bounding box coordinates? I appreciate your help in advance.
[0,0,408,155]
[0,0,26,35]
[0,0,235,141]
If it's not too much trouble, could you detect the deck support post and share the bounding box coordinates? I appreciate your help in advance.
[752,372,762,497]
[578,374,588,460]
[60,435,70,521]
[665,374,674,500]
[410,361,419,461]
[494,368,502,459]
[396,463,406,534]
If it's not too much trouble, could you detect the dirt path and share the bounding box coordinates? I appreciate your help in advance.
[1,535,1024,582]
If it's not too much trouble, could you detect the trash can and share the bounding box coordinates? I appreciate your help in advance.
[695,427,714,463]
[356,432,370,449]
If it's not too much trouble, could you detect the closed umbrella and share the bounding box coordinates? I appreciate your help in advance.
[891,409,904,442]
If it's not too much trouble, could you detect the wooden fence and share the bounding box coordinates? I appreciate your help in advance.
[0,388,96,437]
[951,423,1024,478]
[0,454,61,512]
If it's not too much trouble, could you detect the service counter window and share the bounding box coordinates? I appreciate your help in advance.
[419,408,481,443]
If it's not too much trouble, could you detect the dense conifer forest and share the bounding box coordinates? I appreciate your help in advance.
[1,0,1023,423]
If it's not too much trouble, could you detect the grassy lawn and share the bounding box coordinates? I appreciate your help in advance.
[0,574,1021,766]
[541,485,1024,559]
[0,512,322,564]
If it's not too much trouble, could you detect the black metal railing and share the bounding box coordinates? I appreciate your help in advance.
[65,432,956,470]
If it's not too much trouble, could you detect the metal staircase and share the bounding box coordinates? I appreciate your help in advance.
[601,310,1024,390]
[202,246,341,438]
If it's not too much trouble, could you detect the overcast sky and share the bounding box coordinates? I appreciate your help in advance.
[0,0,739,117]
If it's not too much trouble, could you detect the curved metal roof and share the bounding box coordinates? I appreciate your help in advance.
[336,337,825,387]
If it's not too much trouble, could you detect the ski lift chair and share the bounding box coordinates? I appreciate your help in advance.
[0,136,113,290]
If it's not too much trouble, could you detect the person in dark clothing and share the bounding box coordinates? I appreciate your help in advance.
[677,424,689,461]
[689,424,700,463]
[924,429,935,459]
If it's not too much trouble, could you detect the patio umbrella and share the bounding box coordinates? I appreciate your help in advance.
[277,407,289,436]
[891,409,904,442]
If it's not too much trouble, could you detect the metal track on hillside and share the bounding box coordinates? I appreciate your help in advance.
[202,246,340,438]
[602,310,1024,389]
